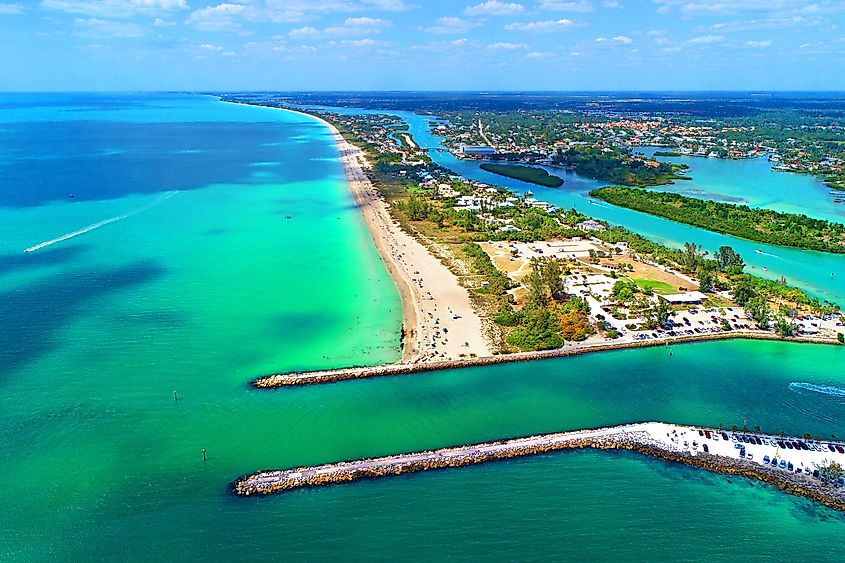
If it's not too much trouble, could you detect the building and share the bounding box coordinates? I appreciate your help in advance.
[577,219,607,232]
[660,292,708,305]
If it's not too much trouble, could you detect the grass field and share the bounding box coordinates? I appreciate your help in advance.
[634,279,675,295]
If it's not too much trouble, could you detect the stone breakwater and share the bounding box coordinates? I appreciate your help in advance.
[253,332,840,388]
[232,422,845,512]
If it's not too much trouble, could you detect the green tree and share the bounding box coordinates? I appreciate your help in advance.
[697,267,715,293]
[730,277,757,306]
[773,315,795,337]
[612,279,637,304]
[645,298,672,329]
[543,258,565,301]
[815,460,845,484]
[746,296,772,328]
[526,259,548,309]
[716,245,745,273]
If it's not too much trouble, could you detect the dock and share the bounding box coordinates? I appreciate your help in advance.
[233,422,845,511]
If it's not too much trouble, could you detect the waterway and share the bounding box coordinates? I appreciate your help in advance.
[308,105,845,305]
[637,146,845,223]
[2,94,845,561]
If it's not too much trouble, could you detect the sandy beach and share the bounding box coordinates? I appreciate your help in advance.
[288,108,491,362]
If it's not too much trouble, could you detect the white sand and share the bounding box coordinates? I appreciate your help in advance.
[289,108,491,362]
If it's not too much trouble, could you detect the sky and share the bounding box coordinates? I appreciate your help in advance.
[1,0,844,91]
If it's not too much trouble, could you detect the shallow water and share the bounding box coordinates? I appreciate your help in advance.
[2,94,845,561]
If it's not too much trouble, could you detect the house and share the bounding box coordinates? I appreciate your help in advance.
[577,219,607,232]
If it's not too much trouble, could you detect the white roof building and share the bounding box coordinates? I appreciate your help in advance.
[660,291,708,305]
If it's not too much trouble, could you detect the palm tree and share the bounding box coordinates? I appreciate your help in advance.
[754,425,761,433]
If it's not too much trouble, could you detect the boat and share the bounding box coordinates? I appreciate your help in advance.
[754,249,764,254]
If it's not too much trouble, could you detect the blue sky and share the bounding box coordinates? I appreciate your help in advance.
[1,0,844,91]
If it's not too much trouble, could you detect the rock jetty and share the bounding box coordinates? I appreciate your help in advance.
[252,332,839,388]
[233,422,845,512]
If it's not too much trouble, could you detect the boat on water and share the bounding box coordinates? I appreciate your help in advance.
[754,249,764,254]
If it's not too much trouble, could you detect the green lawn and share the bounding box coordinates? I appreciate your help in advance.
[634,279,675,295]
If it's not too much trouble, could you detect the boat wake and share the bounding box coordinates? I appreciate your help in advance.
[789,382,845,399]
[25,191,178,253]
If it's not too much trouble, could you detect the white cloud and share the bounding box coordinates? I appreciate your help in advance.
[465,1,525,16]
[689,34,725,44]
[340,37,381,46]
[746,39,773,48]
[289,17,392,39]
[152,17,175,27]
[289,26,318,39]
[41,0,187,18]
[505,18,576,32]
[186,3,246,32]
[325,17,392,36]
[488,41,528,49]
[199,43,224,51]
[525,50,555,58]
[360,0,413,10]
[0,2,23,14]
[538,1,593,12]
[426,16,477,34]
[612,35,632,44]
[73,17,146,37]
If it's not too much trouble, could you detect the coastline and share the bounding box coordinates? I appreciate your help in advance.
[225,100,492,363]
[252,331,842,388]
[233,421,845,513]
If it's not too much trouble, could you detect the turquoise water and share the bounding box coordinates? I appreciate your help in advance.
[3,94,845,561]
[637,147,845,223]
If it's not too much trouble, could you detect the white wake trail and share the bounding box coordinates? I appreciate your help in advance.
[25,191,178,253]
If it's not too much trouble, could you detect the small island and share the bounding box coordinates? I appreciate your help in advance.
[590,186,845,254]
[480,163,565,187]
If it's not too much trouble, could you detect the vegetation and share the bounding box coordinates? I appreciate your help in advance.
[503,258,595,350]
[814,460,845,485]
[653,151,682,157]
[591,186,845,254]
[479,163,564,187]
[554,147,688,186]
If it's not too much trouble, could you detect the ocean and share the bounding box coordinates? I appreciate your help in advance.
[1,93,844,561]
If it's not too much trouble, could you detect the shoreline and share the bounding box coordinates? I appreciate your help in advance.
[225,100,491,363]
[233,421,845,513]
[251,331,842,388]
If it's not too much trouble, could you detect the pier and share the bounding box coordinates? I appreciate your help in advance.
[233,422,845,512]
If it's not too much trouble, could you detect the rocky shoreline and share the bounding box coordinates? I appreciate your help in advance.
[233,422,845,512]
[252,332,840,388]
